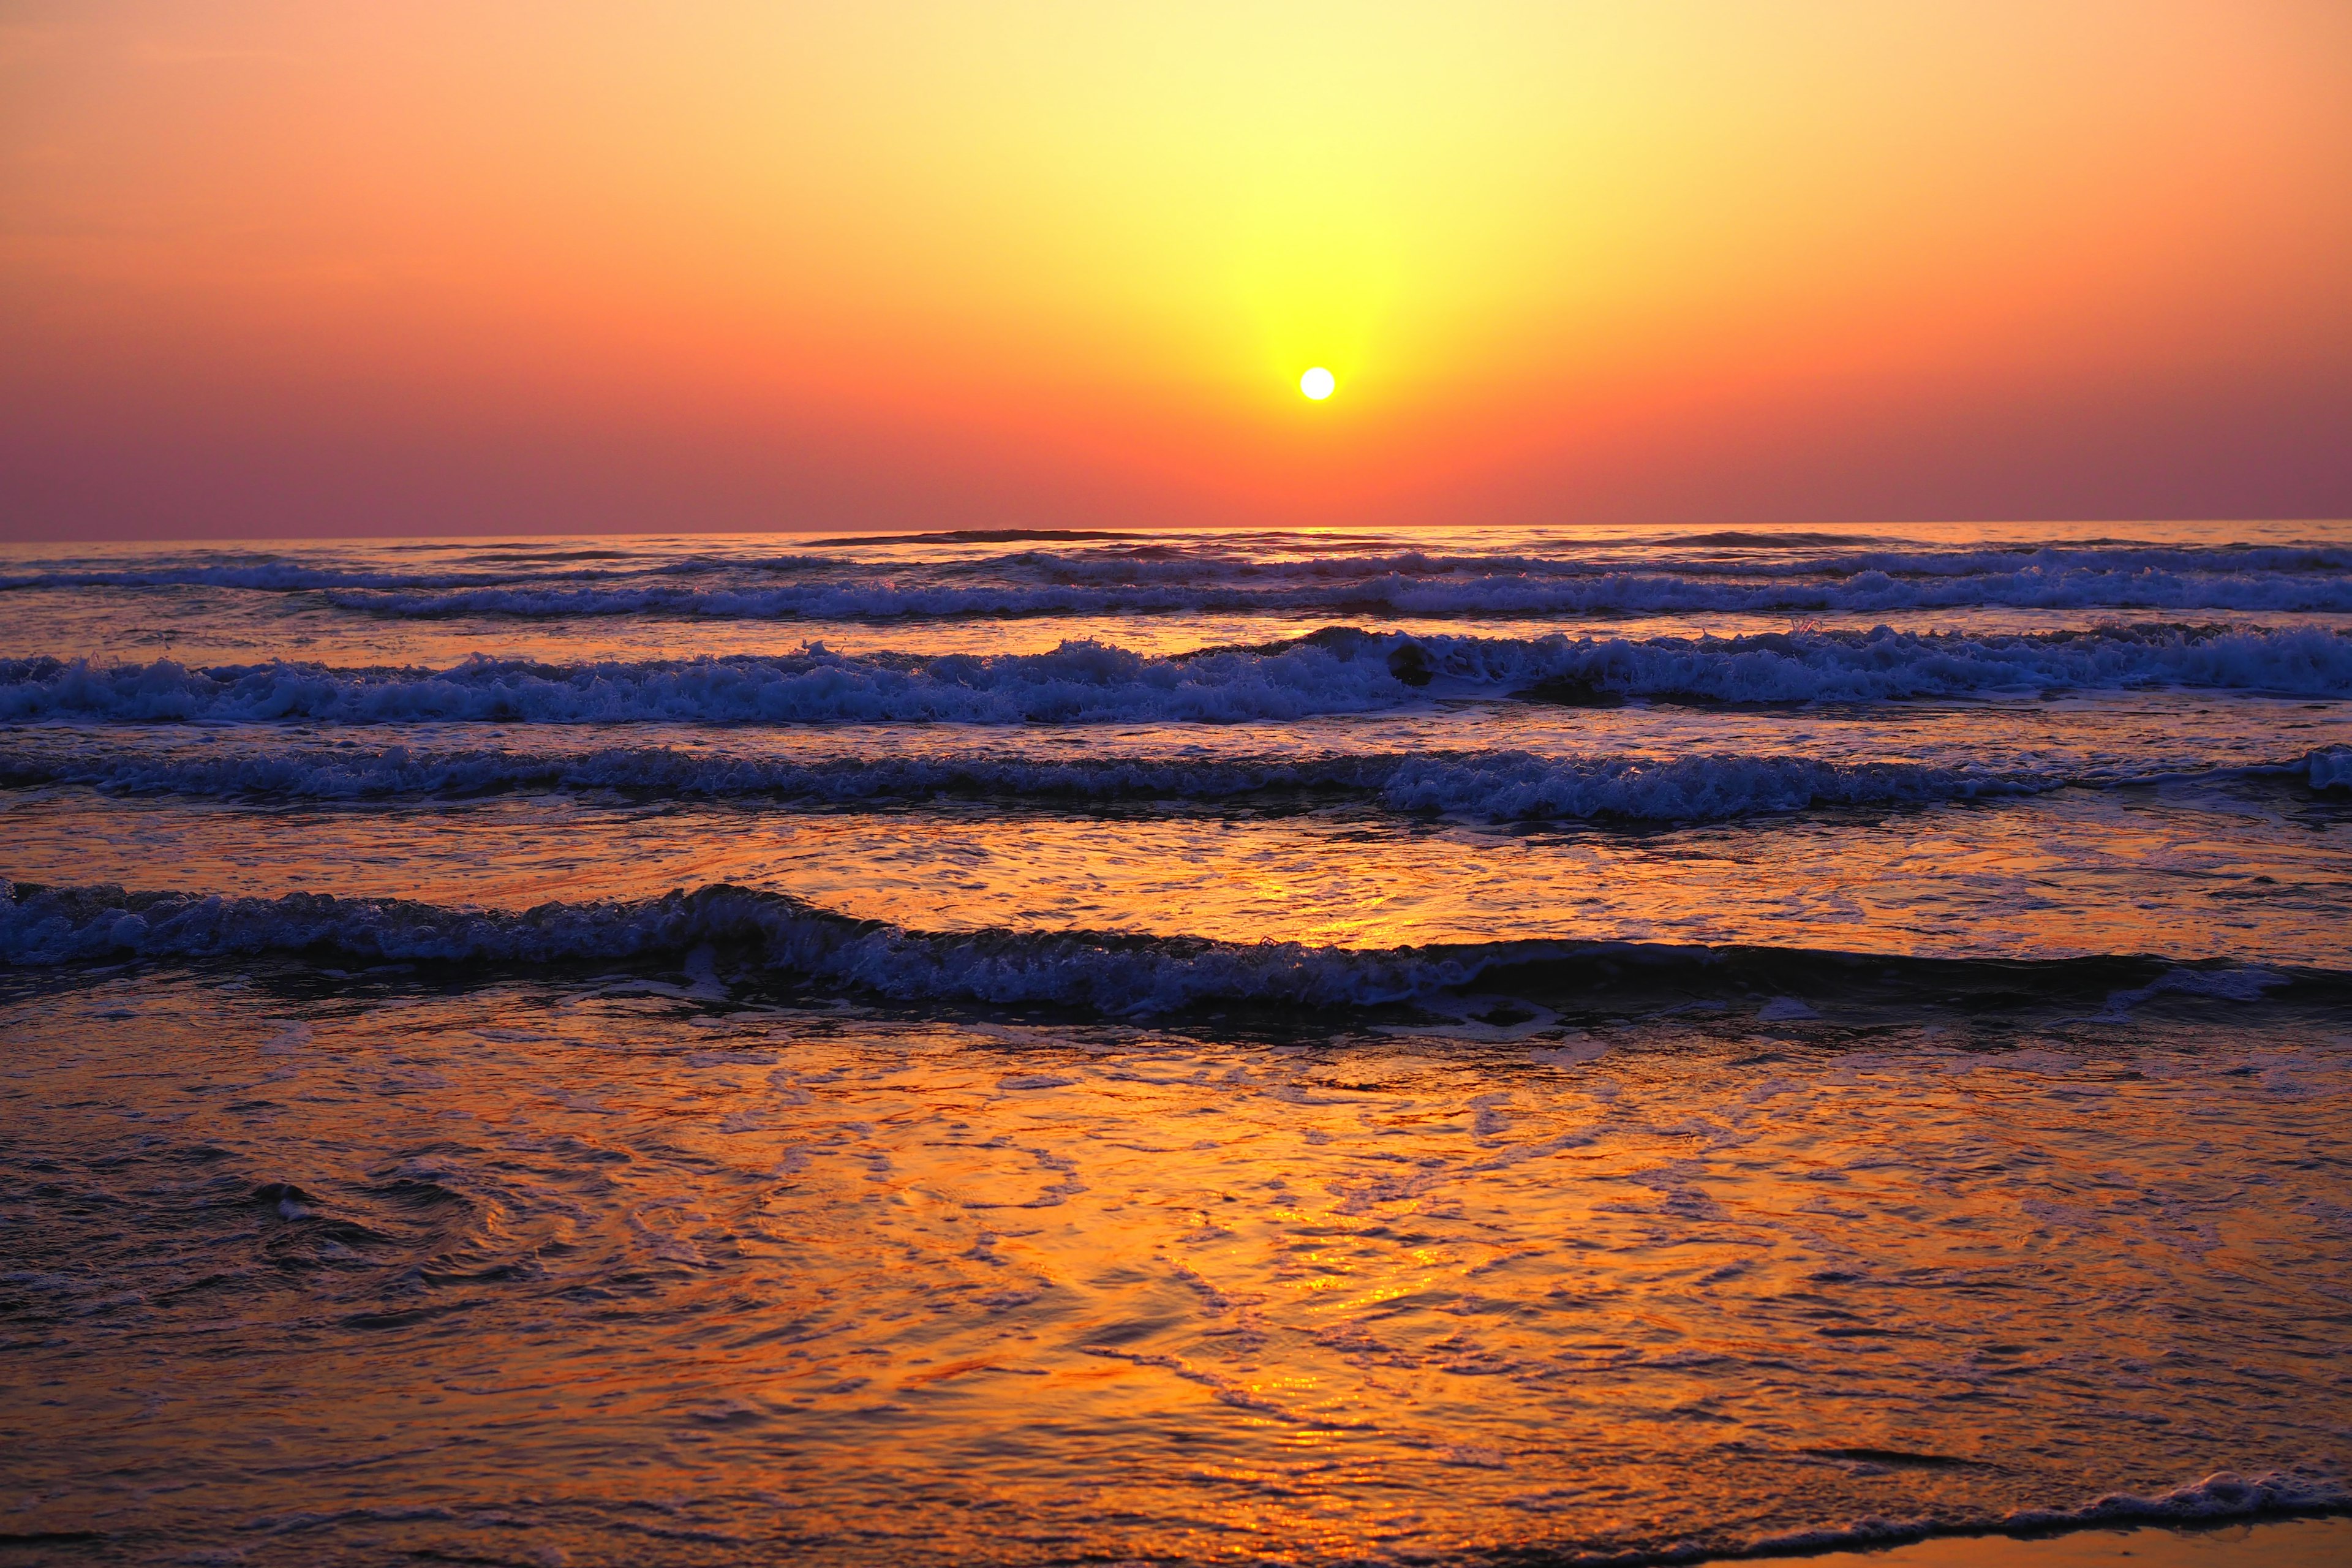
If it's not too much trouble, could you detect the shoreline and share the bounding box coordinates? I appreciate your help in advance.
[1747,1514,2350,1566]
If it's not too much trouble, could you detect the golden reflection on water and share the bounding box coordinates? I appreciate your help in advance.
[9,958,2346,1564]
[5,783,2346,964]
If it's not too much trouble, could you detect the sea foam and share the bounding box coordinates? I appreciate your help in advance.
[315,561,2352,619]
[6,880,2330,1016]
[4,624,2346,727]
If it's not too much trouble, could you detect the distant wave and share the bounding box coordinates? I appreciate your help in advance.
[0,741,2119,821]
[984,542,2352,585]
[12,543,2351,623]
[316,560,2352,619]
[6,881,2331,1017]
[3,625,2346,727]
[803,527,1145,546]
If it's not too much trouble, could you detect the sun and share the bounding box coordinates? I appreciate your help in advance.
[1299,367,1336,401]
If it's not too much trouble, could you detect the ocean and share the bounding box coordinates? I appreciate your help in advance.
[3,520,2349,1566]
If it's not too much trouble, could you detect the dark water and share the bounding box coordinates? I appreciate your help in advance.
[4,522,2350,1564]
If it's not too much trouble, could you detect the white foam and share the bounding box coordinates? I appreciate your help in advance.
[2097,966,2290,1019]
[6,881,2324,1017]
[312,559,2352,619]
[2309,745,2352,791]
[4,624,2346,728]
[1376,751,2049,820]
[1747,1469,2348,1558]
[0,880,1523,1011]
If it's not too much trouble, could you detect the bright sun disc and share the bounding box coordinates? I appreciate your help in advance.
[1299,367,1336,400]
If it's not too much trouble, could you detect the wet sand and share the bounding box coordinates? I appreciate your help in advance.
[1784,1514,2349,1565]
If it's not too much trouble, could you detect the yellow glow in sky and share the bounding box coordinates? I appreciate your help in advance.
[0,1,2347,535]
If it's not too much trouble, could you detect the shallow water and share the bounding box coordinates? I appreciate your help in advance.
[4,521,2349,1565]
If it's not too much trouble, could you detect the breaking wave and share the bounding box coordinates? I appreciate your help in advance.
[997,542,2352,583]
[13,541,2352,624]
[1725,1469,2348,1564]
[4,623,2348,727]
[5,881,2334,1017]
[315,560,2352,619]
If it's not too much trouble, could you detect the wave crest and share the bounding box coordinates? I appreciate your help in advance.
[1737,1470,2346,1564]
[316,560,2352,620]
[4,624,2347,727]
[1,881,1502,1009]
[6,881,2333,1019]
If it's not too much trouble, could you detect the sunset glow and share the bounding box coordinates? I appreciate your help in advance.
[3,1,2348,538]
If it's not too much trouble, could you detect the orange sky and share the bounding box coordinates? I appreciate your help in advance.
[4,1,2350,538]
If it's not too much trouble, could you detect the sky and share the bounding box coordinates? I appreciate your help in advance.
[3,1,2350,541]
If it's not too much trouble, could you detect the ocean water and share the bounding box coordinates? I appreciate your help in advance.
[3,521,2350,1566]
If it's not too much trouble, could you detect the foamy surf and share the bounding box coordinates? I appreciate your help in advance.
[313,561,2352,619]
[16,538,2352,621]
[6,622,2348,727]
[7,879,2334,1021]
[1734,1470,2350,1561]
[7,735,2343,816]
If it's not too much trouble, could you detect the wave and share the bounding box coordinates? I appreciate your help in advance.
[3,625,2346,726]
[6,881,2334,1017]
[12,737,2344,813]
[13,541,2348,595]
[1721,1471,2346,1566]
[0,641,1401,724]
[0,741,2133,821]
[986,541,2352,584]
[313,560,2352,620]
[804,527,1146,546]
[17,540,2352,629]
